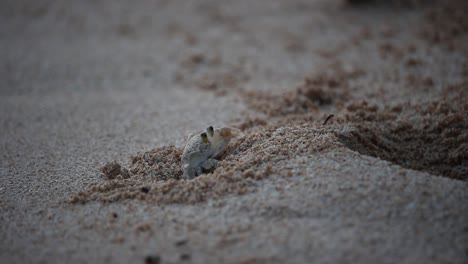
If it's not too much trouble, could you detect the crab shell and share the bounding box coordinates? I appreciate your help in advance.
[181,127,235,178]
[181,133,212,167]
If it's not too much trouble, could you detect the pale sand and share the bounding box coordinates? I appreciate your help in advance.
[1,0,467,263]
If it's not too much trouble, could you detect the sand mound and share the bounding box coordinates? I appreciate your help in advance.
[69,124,342,205]
[100,161,130,180]
[129,145,184,181]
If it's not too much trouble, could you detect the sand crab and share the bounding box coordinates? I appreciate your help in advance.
[181,126,235,179]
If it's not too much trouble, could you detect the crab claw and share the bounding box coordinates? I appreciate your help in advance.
[220,127,232,138]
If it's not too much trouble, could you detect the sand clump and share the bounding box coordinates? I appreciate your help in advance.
[346,0,468,54]
[101,161,130,180]
[174,52,251,96]
[420,0,468,54]
[240,69,362,117]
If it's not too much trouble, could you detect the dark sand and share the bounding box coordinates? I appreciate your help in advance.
[1,0,467,263]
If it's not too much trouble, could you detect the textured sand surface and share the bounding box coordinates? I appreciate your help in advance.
[1,0,467,263]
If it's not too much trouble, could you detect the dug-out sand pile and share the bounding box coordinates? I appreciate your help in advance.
[69,124,343,205]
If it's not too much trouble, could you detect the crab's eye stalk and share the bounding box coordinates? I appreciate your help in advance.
[207,126,214,137]
[200,132,209,143]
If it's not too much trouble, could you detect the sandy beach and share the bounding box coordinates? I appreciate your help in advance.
[1,0,467,263]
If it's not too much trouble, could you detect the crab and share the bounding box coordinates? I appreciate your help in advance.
[181,126,235,179]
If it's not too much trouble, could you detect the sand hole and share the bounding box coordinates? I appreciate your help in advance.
[338,102,468,181]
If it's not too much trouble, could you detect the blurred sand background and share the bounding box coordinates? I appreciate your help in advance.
[1,0,467,263]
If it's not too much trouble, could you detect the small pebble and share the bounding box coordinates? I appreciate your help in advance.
[175,239,188,247]
[180,253,191,261]
[144,255,160,264]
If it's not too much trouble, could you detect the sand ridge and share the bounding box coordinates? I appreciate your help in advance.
[70,123,344,205]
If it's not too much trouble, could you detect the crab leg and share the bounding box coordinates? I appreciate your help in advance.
[200,158,218,170]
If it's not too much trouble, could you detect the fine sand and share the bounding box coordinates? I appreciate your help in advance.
[1,0,467,263]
